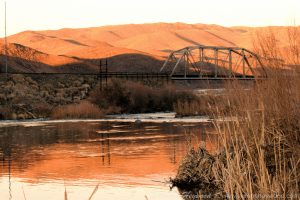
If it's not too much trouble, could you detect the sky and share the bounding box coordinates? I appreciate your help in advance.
[0,0,299,37]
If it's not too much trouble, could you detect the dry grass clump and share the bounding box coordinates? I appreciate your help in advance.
[51,101,103,119]
[90,79,195,114]
[173,95,230,117]
[173,27,300,199]
[174,100,204,117]
[172,148,220,192]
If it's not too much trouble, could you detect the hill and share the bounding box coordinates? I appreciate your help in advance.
[0,23,296,73]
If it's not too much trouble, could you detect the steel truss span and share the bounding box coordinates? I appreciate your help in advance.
[160,45,267,79]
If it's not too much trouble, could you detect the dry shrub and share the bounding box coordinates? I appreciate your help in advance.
[51,101,103,119]
[174,95,230,117]
[90,79,195,114]
[33,102,52,118]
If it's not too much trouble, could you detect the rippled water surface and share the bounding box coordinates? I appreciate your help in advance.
[0,121,216,200]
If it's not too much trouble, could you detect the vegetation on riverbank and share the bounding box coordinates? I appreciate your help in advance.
[0,74,97,120]
[89,79,195,114]
[0,74,200,120]
[172,28,300,199]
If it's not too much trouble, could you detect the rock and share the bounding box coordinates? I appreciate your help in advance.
[17,114,26,120]
[78,77,84,83]
[42,83,53,91]
[81,84,90,89]
[25,77,37,85]
[11,74,25,83]
[7,92,16,100]
[0,74,98,120]
[11,113,17,120]
[52,97,65,104]
[73,96,81,103]
[55,92,65,98]
[64,97,73,104]
[135,119,142,124]
[40,90,49,98]
[6,81,14,88]
[0,94,6,101]
[73,80,82,87]
[32,84,39,91]
[57,82,65,88]
[80,91,86,99]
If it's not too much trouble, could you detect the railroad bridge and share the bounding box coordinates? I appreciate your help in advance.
[160,45,267,80]
[1,45,267,81]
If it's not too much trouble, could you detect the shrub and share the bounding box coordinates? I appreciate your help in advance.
[32,102,52,118]
[51,101,103,119]
[89,79,196,114]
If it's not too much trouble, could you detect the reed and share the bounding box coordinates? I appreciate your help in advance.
[51,101,103,119]
[173,94,229,117]
[173,27,300,199]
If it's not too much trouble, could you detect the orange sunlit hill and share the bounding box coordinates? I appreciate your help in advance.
[0,23,297,73]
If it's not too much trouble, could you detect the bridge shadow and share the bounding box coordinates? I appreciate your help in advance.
[85,53,164,73]
[0,54,98,73]
[34,32,90,47]
[161,59,267,77]
[174,33,202,46]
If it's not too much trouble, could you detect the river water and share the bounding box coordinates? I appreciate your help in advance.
[0,120,217,200]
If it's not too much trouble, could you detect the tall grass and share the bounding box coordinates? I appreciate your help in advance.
[210,72,300,199]
[212,26,300,195]
[173,94,230,117]
[173,27,300,199]
[51,101,103,119]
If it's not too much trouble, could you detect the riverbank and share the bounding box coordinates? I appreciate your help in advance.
[0,75,220,120]
[0,74,97,119]
[0,112,211,127]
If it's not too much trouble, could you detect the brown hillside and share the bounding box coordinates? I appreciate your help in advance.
[2,23,298,73]
[0,42,98,73]
[8,23,295,57]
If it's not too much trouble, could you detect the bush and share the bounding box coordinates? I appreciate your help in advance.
[89,79,196,114]
[32,102,52,118]
[51,101,103,119]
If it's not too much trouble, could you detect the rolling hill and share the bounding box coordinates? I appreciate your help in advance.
[0,23,297,73]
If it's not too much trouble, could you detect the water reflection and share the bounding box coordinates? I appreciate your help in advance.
[0,121,217,200]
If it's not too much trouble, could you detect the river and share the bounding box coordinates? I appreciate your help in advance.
[0,120,217,200]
